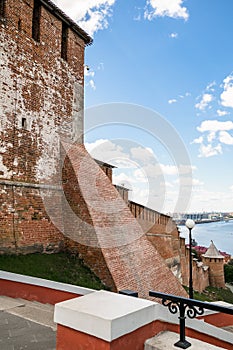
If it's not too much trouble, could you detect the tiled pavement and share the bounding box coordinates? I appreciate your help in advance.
[0,296,56,350]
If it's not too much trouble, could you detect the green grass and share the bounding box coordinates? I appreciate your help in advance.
[184,285,233,303]
[0,253,107,290]
[1,253,233,302]
[204,286,233,304]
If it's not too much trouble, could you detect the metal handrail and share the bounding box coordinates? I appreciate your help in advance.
[149,290,233,349]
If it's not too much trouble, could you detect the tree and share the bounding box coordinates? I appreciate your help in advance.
[224,263,233,284]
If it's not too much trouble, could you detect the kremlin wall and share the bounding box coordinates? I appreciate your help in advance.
[0,0,226,298]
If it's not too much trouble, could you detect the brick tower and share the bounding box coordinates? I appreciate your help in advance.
[0,0,188,298]
[0,0,92,253]
[202,241,225,288]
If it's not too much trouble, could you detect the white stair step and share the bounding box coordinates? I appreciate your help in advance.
[0,295,56,330]
[145,331,226,350]
[0,295,25,310]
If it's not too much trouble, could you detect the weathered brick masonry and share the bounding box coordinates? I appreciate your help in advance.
[62,142,187,298]
[0,0,188,297]
[114,185,185,283]
[0,0,91,253]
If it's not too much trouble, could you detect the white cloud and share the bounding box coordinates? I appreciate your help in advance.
[206,81,216,92]
[85,66,96,90]
[195,82,215,113]
[197,120,233,133]
[133,14,141,21]
[174,177,203,187]
[220,74,233,108]
[179,164,197,174]
[85,139,194,212]
[191,136,203,144]
[133,168,149,183]
[188,188,233,212]
[112,172,135,188]
[179,92,191,99]
[195,93,213,111]
[217,109,228,117]
[113,159,135,169]
[169,32,178,39]
[145,0,189,21]
[168,99,177,104]
[230,185,233,192]
[85,140,155,169]
[130,146,155,162]
[207,131,216,143]
[198,143,222,158]
[97,62,104,70]
[193,178,204,186]
[89,79,96,90]
[219,131,233,145]
[85,139,106,153]
[193,120,233,157]
[84,66,95,77]
[52,0,116,36]
[160,164,178,175]
[130,186,150,207]
[133,6,143,21]
[85,139,128,165]
[131,163,162,178]
[145,163,195,176]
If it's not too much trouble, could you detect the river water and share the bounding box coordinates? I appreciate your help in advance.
[178,220,233,256]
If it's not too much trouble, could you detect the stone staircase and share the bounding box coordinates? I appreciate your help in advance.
[0,295,56,330]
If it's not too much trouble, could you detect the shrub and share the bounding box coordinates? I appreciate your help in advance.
[224,263,233,284]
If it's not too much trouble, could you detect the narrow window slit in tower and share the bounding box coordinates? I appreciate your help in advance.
[18,18,22,31]
[61,22,68,61]
[22,118,27,129]
[0,0,6,18]
[32,0,41,42]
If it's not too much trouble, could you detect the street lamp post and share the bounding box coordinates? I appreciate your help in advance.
[185,219,195,299]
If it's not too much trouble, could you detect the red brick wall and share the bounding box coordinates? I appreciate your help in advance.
[1,0,86,181]
[61,152,116,289]
[62,143,188,298]
[0,184,64,253]
[144,220,182,282]
[0,0,87,254]
[0,1,188,298]
[192,260,209,293]
[181,246,210,293]
[115,185,129,203]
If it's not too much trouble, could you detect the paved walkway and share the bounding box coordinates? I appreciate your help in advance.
[0,296,56,350]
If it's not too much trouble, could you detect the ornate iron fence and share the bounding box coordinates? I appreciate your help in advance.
[149,291,233,349]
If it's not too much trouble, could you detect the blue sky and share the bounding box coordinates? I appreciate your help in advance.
[53,0,233,214]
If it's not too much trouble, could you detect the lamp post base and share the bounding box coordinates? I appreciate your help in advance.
[174,340,191,349]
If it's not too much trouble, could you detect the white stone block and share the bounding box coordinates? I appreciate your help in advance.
[54,290,156,341]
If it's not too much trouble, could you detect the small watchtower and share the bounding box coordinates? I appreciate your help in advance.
[202,241,225,288]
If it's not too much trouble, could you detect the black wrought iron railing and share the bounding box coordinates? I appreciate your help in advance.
[149,291,233,349]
